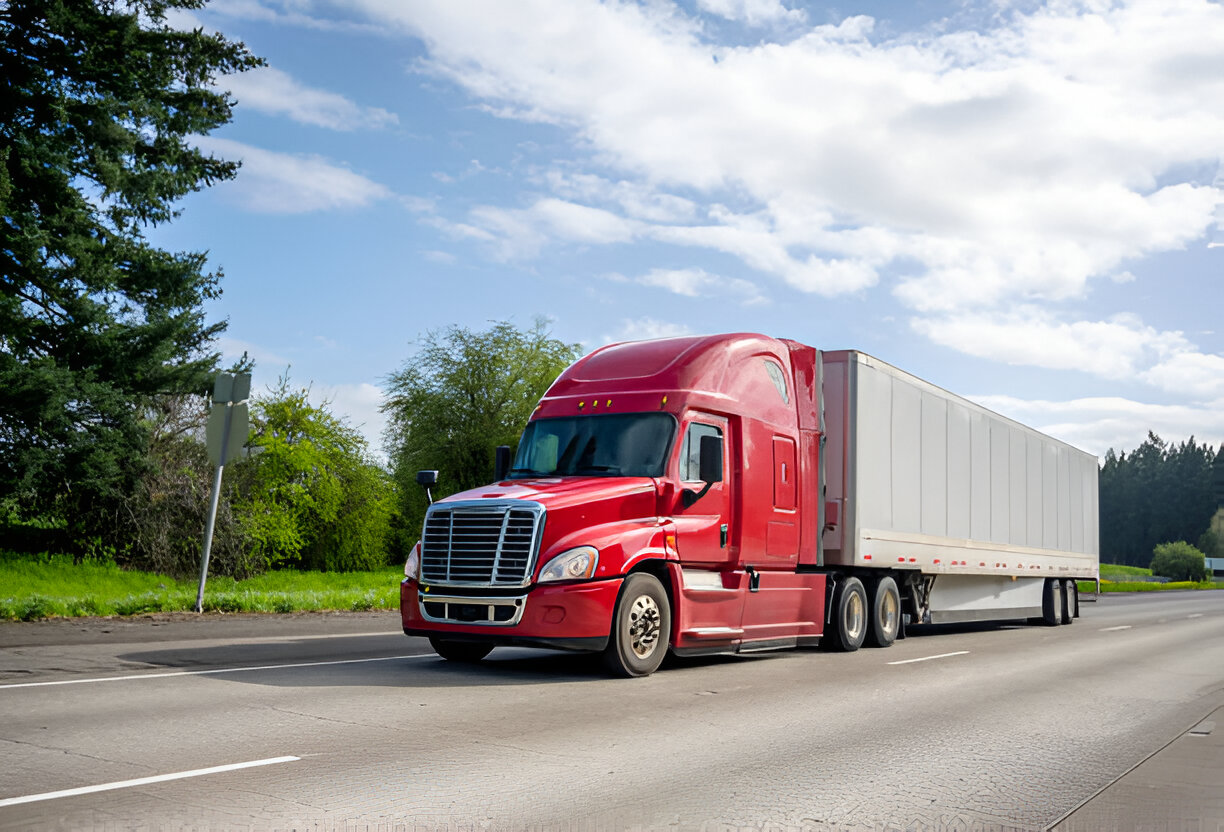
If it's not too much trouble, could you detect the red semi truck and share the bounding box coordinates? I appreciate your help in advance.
[400,333,1100,676]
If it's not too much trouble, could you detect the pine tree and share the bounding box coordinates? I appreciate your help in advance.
[0,1,261,550]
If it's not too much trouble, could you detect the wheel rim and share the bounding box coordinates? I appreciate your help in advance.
[628,594,662,659]
[879,590,898,636]
[845,590,864,642]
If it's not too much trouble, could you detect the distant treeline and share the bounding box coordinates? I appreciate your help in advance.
[1099,433,1221,567]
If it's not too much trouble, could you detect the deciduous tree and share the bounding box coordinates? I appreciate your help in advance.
[382,320,582,540]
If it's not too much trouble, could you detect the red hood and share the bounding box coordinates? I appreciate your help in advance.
[441,476,658,513]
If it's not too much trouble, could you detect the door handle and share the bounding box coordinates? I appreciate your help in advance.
[720,524,728,548]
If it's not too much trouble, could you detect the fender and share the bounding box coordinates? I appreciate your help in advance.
[543,518,678,580]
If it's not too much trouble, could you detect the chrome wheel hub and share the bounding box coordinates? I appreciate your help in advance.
[846,591,864,641]
[628,594,662,659]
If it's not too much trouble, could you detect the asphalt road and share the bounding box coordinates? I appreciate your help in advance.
[1,592,1222,831]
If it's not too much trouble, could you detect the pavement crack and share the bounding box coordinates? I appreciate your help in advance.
[0,735,142,768]
[266,704,385,730]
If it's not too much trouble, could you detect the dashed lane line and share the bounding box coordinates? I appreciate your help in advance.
[0,653,434,690]
[887,651,969,666]
[0,756,300,807]
[1099,625,1132,632]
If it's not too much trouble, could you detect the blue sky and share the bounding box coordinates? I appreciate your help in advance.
[157,0,1224,461]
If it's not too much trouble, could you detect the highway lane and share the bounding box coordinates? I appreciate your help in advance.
[1,592,1221,830]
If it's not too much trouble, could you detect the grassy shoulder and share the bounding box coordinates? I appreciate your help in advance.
[0,554,401,621]
[1080,562,1224,593]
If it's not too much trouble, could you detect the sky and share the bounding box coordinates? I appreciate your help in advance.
[155,0,1224,462]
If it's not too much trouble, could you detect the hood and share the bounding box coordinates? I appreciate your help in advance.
[441,476,658,514]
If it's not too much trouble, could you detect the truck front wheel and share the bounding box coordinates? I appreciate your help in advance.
[603,573,671,677]
[828,577,867,652]
[866,576,900,648]
[430,637,494,663]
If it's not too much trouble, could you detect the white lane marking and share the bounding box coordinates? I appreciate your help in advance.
[1099,625,1132,632]
[0,756,299,807]
[887,651,969,666]
[0,653,433,690]
[1188,614,1204,619]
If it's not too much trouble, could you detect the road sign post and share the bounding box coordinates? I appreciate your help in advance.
[196,372,251,613]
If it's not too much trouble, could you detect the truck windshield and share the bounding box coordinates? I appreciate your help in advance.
[509,413,675,478]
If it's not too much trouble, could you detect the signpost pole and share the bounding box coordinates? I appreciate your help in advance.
[195,410,231,613]
[196,372,250,613]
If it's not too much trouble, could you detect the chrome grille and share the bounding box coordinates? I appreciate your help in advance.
[420,501,545,587]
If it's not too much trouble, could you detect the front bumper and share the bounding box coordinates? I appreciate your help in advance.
[400,576,622,653]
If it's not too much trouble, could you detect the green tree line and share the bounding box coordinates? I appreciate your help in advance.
[1099,433,1222,567]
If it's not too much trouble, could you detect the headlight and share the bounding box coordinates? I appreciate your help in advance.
[404,541,421,580]
[538,546,599,583]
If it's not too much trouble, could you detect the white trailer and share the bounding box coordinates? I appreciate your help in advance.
[821,350,1099,626]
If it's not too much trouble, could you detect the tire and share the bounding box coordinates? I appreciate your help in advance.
[827,576,868,652]
[430,637,494,663]
[866,576,901,648]
[1041,578,1064,627]
[603,573,671,677]
[1062,579,1078,624]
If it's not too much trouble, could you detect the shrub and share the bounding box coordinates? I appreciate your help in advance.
[1150,541,1208,582]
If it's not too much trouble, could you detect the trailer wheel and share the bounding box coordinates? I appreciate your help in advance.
[1041,578,1065,627]
[603,573,670,677]
[866,576,900,648]
[429,637,494,663]
[828,577,868,652]
[1062,580,1078,623]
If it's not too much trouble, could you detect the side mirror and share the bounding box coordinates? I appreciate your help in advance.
[494,445,512,481]
[683,435,723,508]
[698,434,723,484]
[416,470,438,505]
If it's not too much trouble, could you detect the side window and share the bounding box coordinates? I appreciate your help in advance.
[680,423,723,482]
[763,359,789,404]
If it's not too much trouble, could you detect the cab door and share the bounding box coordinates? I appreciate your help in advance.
[670,414,732,566]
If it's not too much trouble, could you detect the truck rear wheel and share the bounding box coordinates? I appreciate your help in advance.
[1041,578,1065,626]
[603,573,670,677]
[866,576,900,648]
[430,637,494,663]
[1062,579,1077,623]
[828,577,867,652]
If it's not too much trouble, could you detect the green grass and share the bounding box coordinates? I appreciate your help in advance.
[1080,562,1224,591]
[1099,563,1154,579]
[0,554,402,621]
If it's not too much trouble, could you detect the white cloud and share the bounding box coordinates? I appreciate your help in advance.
[313,382,389,460]
[1139,351,1224,398]
[216,336,291,373]
[969,394,1224,458]
[222,67,398,131]
[696,0,805,27]
[911,309,1190,379]
[194,136,393,213]
[348,0,1224,312]
[542,171,697,223]
[628,267,767,305]
[602,318,695,345]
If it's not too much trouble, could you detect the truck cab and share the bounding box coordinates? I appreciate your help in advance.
[400,333,830,676]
